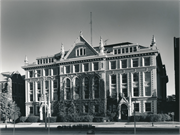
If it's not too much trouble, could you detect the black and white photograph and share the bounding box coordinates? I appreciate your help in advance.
[0,0,180,134]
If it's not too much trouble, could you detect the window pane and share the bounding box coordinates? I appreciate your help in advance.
[53,68,57,75]
[145,103,151,111]
[118,49,121,54]
[122,60,127,68]
[130,47,132,52]
[84,63,89,71]
[145,87,151,96]
[75,64,79,72]
[80,48,82,55]
[134,103,139,112]
[30,94,33,101]
[37,82,41,89]
[66,66,70,73]
[45,69,49,76]
[122,48,124,53]
[94,62,99,71]
[85,105,88,113]
[122,74,127,83]
[133,58,138,67]
[134,47,137,52]
[111,75,116,84]
[66,79,71,100]
[145,72,151,82]
[53,80,57,88]
[126,48,128,53]
[84,78,89,99]
[37,70,41,77]
[94,77,99,98]
[29,71,33,78]
[111,61,116,69]
[144,57,150,66]
[133,73,138,82]
[133,88,139,96]
[122,88,127,97]
[45,81,49,89]
[114,49,117,54]
[30,83,33,90]
[74,78,80,100]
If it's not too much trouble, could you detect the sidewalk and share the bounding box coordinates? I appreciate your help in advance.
[0,122,180,128]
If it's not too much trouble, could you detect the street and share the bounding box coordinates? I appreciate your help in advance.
[1,127,179,135]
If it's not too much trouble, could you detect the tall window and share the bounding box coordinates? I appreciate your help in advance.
[93,77,99,98]
[122,48,124,53]
[133,58,138,67]
[122,88,127,97]
[29,71,33,78]
[126,48,128,53]
[145,103,151,112]
[111,75,116,98]
[134,103,139,112]
[94,62,99,71]
[133,73,139,82]
[94,105,99,113]
[84,63,89,72]
[74,78,80,100]
[144,57,150,66]
[122,74,127,83]
[37,82,41,90]
[30,107,33,114]
[121,60,127,68]
[65,79,71,100]
[84,77,89,99]
[118,49,121,54]
[134,88,139,96]
[44,81,48,89]
[65,66,70,73]
[145,87,151,96]
[37,70,41,77]
[53,68,57,75]
[45,69,49,76]
[114,50,117,54]
[74,64,79,73]
[134,47,137,52]
[84,105,88,113]
[53,80,57,89]
[130,47,132,52]
[145,72,151,96]
[30,82,33,90]
[30,93,33,101]
[111,61,116,69]
[37,93,41,101]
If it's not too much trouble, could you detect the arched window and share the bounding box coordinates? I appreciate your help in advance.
[83,77,89,99]
[65,78,71,100]
[74,78,80,100]
[93,76,99,98]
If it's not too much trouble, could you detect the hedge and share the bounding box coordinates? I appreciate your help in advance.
[26,115,39,122]
[129,114,171,122]
[19,116,27,122]
[57,114,94,122]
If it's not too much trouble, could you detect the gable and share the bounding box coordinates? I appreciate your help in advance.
[66,35,98,59]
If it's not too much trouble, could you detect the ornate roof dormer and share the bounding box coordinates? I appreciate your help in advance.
[24,55,28,66]
[99,36,105,55]
[150,35,157,50]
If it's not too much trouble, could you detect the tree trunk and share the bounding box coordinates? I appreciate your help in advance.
[5,118,7,128]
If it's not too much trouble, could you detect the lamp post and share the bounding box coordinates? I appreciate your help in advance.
[134,99,136,134]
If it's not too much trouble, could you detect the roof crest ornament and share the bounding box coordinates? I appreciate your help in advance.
[24,55,28,66]
[99,36,105,55]
[150,35,157,50]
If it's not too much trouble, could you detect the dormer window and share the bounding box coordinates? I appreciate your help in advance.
[76,47,86,56]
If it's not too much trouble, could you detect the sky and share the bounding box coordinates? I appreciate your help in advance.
[1,0,179,96]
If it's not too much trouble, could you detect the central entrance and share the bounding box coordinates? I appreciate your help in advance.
[121,104,128,120]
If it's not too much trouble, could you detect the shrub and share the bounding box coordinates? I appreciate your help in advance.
[140,114,147,122]
[26,115,39,122]
[50,117,57,123]
[93,117,103,122]
[19,116,27,122]
[106,110,117,122]
[81,115,94,122]
[129,116,141,122]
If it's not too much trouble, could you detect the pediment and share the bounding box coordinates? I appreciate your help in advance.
[64,35,99,59]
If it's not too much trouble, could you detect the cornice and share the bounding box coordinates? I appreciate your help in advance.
[22,51,157,70]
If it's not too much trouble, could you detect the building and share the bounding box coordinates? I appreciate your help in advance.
[174,37,179,121]
[22,32,168,120]
[0,71,25,116]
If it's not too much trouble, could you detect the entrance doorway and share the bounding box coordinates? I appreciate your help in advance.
[121,104,128,120]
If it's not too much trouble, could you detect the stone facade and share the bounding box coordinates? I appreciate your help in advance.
[22,33,168,120]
